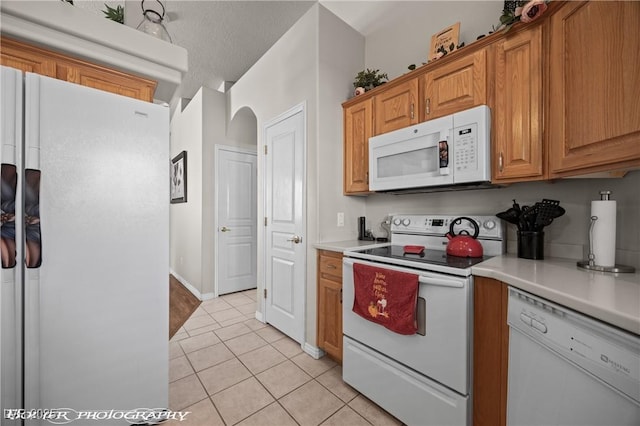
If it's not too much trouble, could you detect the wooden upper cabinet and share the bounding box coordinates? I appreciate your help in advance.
[1,37,156,102]
[1,39,57,77]
[64,65,155,102]
[344,98,373,194]
[420,48,487,121]
[373,78,418,135]
[548,1,640,176]
[492,26,544,182]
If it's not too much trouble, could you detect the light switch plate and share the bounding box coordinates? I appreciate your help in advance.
[337,212,344,227]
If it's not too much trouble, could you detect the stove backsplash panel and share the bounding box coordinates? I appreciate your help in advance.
[364,171,640,270]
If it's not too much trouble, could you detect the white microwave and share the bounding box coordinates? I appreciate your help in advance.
[369,105,491,192]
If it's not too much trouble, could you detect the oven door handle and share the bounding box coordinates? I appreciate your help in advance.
[344,259,464,289]
[418,276,464,288]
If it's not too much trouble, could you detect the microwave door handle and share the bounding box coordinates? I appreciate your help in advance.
[438,131,450,176]
[418,276,463,288]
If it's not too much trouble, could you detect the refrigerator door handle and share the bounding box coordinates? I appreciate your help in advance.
[23,74,42,269]
[24,169,42,268]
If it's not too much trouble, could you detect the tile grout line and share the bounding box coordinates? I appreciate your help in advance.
[172,290,376,425]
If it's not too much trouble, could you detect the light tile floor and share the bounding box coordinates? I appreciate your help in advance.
[168,289,403,426]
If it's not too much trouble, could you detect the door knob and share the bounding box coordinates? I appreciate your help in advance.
[220,226,231,232]
[287,235,302,244]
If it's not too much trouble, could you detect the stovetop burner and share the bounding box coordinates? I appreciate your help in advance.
[357,245,489,269]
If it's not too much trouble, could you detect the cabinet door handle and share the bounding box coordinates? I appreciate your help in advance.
[410,103,415,120]
[425,98,431,115]
[499,152,504,173]
[366,171,369,184]
[326,264,336,269]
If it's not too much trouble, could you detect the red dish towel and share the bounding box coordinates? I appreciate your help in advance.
[352,263,419,335]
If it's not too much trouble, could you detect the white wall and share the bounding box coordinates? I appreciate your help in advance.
[363,1,503,80]
[170,86,228,299]
[228,5,320,335]
[202,87,228,296]
[227,107,258,148]
[170,93,204,294]
[317,6,367,243]
[228,4,365,345]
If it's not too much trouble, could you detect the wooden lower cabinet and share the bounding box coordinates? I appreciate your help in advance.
[317,250,343,363]
[473,276,509,426]
[1,36,156,102]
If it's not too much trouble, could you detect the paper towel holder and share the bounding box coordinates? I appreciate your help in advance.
[577,214,635,273]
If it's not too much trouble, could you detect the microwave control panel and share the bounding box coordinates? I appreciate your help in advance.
[451,105,490,183]
[453,124,478,172]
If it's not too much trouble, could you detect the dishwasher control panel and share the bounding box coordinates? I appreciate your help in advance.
[507,287,640,403]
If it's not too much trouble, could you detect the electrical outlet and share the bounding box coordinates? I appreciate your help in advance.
[337,212,345,227]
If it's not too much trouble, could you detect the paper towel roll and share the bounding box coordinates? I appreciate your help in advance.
[591,199,616,267]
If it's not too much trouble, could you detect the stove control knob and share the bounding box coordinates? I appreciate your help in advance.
[483,220,496,230]
[393,218,402,226]
[402,218,411,226]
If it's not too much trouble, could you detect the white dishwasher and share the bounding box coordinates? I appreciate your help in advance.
[507,287,640,426]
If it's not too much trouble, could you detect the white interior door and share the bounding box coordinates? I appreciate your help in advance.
[216,147,257,296]
[264,106,305,343]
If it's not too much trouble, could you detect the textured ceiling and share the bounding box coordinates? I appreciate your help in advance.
[76,0,405,103]
[161,0,316,101]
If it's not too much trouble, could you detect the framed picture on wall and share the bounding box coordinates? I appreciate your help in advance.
[170,151,187,204]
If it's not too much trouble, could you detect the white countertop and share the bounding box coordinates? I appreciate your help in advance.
[314,241,640,334]
[314,240,388,253]
[472,255,640,335]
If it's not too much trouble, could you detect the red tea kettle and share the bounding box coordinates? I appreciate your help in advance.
[446,217,484,258]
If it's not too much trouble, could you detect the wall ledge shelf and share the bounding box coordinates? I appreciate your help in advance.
[0,1,188,103]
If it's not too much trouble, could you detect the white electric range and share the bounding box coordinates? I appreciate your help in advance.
[342,214,505,426]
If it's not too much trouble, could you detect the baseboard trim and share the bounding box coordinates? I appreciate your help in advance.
[169,269,213,301]
[303,343,325,360]
[255,311,264,322]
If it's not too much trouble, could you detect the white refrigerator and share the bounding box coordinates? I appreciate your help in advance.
[1,66,169,425]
